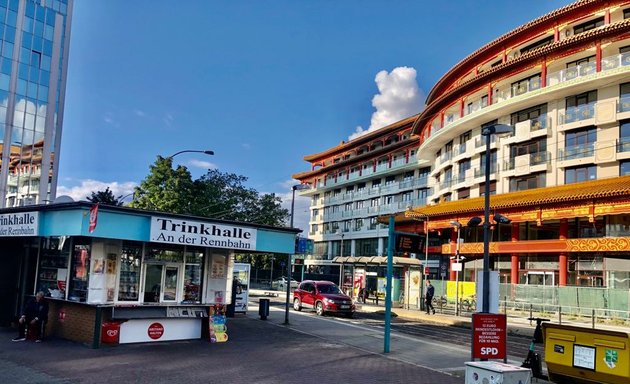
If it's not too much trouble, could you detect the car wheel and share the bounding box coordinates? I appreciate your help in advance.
[316,302,324,316]
[293,298,302,311]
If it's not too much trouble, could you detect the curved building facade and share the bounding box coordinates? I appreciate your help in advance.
[294,0,630,295]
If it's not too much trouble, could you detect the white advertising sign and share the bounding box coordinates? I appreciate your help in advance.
[0,212,38,236]
[150,217,257,251]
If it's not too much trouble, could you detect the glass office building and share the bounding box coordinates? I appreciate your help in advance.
[0,0,72,207]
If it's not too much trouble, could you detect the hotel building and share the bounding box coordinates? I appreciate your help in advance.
[293,0,630,297]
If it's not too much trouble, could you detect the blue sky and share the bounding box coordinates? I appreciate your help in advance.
[57,0,568,232]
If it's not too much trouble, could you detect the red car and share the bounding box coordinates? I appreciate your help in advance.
[293,280,355,317]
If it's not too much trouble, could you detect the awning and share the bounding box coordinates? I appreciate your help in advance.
[405,175,630,218]
[332,256,422,266]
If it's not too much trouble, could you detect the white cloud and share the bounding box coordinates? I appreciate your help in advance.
[163,113,174,127]
[241,143,251,150]
[134,109,146,117]
[103,113,119,127]
[350,66,424,140]
[56,179,137,202]
[188,159,218,170]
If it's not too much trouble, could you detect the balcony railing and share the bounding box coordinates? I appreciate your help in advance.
[474,164,497,178]
[530,151,550,166]
[475,135,496,148]
[619,95,630,113]
[559,143,594,161]
[530,115,548,131]
[439,151,452,164]
[560,102,595,125]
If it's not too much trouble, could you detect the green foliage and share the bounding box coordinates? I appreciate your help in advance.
[130,159,290,227]
[86,187,124,206]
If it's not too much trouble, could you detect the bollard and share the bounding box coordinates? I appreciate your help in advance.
[592,308,595,329]
[559,306,562,325]
[529,304,533,326]
[259,298,270,320]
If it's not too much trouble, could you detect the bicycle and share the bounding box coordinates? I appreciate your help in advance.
[432,295,447,307]
[460,296,477,312]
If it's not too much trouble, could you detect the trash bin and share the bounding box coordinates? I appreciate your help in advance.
[101,321,121,344]
[259,298,270,320]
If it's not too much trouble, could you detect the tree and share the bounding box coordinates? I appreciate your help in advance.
[131,161,290,226]
[86,187,123,206]
[130,156,196,214]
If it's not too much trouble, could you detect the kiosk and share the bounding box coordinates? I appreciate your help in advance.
[0,202,299,347]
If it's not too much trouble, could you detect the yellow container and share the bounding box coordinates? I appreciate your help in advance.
[544,323,630,384]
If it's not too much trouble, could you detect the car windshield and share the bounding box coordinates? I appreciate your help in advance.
[317,284,341,294]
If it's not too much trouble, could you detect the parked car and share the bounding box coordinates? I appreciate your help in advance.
[271,277,299,290]
[293,280,355,317]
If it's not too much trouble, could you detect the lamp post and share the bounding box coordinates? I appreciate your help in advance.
[450,221,462,316]
[480,123,513,313]
[285,183,310,325]
[338,232,345,287]
[167,149,215,159]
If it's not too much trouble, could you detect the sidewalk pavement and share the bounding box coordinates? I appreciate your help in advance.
[0,309,464,384]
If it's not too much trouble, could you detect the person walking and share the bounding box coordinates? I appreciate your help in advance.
[424,280,435,315]
[13,291,49,342]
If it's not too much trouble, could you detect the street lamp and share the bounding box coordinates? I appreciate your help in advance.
[480,123,513,313]
[167,149,215,159]
[450,221,463,316]
[286,183,310,325]
[338,232,345,287]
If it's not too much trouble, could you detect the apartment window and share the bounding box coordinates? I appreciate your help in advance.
[418,189,429,201]
[323,223,330,233]
[511,104,547,125]
[357,238,378,255]
[460,130,471,144]
[370,198,379,207]
[619,120,630,152]
[510,172,546,192]
[333,189,341,196]
[519,36,553,55]
[312,194,320,203]
[458,188,470,200]
[384,195,394,205]
[566,127,596,148]
[403,171,414,181]
[624,8,630,19]
[573,17,604,34]
[344,220,351,232]
[385,175,396,185]
[511,73,541,96]
[480,181,497,196]
[621,160,630,176]
[345,186,353,193]
[312,208,319,218]
[354,218,363,231]
[480,150,498,172]
[369,217,378,230]
[372,179,381,188]
[481,95,488,107]
[345,203,352,211]
[331,222,339,232]
[511,138,547,157]
[467,102,473,115]
[458,159,471,182]
[356,182,365,192]
[355,200,364,209]
[565,165,596,184]
[311,224,318,233]
[402,191,412,202]
[621,83,630,112]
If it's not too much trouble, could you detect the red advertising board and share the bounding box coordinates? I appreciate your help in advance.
[472,313,507,360]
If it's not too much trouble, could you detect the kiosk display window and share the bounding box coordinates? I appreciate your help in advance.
[68,240,91,302]
[118,242,142,301]
[183,249,203,303]
[37,236,70,297]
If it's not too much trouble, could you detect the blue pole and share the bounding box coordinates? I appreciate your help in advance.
[384,215,394,353]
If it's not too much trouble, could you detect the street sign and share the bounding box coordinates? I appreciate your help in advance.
[472,313,507,361]
[452,262,462,272]
[424,266,430,275]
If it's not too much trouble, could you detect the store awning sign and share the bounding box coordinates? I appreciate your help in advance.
[0,212,38,236]
[150,217,257,251]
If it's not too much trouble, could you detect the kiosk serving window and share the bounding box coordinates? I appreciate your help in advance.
[143,245,184,303]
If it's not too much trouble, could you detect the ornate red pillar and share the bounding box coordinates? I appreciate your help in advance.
[487,84,493,105]
[559,219,568,286]
[450,229,457,280]
[541,60,547,88]
[596,41,602,72]
[511,222,519,285]
[460,99,465,117]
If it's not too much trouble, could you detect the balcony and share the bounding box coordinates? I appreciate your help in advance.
[559,143,594,161]
[547,62,597,86]
[473,164,497,179]
[560,103,595,125]
[619,95,630,113]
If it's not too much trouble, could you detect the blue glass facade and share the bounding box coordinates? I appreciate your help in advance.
[0,0,72,207]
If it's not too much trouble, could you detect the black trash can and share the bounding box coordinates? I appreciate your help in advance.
[259,298,270,320]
